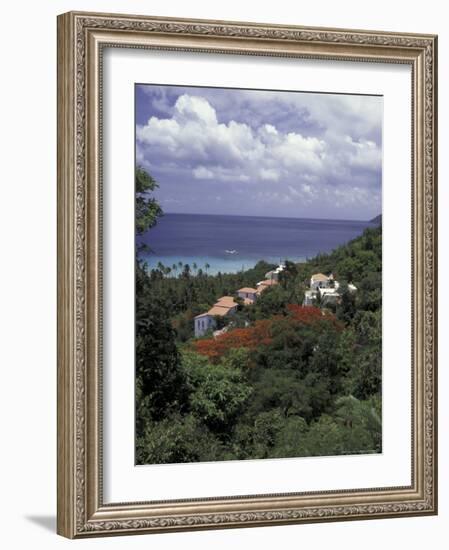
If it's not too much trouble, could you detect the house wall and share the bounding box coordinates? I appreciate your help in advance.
[237,291,256,301]
[195,315,215,337]
[311,279,330,290]
[303,291,316,306]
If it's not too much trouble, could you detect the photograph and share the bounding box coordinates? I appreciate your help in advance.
[135,83,383,465]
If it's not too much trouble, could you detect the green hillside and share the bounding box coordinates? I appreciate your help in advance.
[136,223,382,464]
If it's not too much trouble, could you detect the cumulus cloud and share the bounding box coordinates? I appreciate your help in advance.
[136,86,382,219]
[137,94,353,183]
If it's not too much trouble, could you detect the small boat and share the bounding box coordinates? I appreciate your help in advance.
[225,249,238,254]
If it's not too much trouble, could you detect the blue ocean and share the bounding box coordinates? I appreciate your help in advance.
[137,213,374,274]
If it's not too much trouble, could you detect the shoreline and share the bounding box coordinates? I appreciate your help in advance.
[138,255,308,276]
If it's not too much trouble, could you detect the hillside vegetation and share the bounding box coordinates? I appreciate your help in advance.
[136,219,382,464]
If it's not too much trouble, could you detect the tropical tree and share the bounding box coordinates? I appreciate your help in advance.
[278,260,298,289]
[336,283,357,324]
[135,268,189,432]
[182,351,253,433]
[136,414,222,465]
[135,166,163,235]
[182,264,191,279]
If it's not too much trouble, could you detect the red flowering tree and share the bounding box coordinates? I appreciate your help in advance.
[193,319,273,361]
[287,305,342,330]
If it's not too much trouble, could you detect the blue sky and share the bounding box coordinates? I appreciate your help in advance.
[136,84,382,221]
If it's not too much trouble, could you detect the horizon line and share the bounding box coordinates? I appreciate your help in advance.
[159,211,379,223]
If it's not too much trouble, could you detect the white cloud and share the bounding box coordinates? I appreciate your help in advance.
[193,166,214,179]
[345,137,382,170]
[137,92,382,217]
[137,94,337,184]
[272,133,325,172]
[175,94,217,126]
[260,168,280,181]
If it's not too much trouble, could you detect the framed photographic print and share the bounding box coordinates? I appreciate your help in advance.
[57,11,438,538]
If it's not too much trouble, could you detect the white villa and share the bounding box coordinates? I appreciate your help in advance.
[237,287,258,305]
[194,296,238,337]
[304,273,356,307]
[310,272,334,290]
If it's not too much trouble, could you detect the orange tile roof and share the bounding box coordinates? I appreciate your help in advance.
[237,287,258,294]
[215,297,238,308]
[311,273,329,281]
[207,305,233,316]
[195,297,237,319]
[258,279,278,287]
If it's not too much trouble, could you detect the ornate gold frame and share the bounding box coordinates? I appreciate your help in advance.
[57,11,438,538]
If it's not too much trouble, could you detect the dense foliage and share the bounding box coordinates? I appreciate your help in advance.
[135,166,163,236]
[135,168,382,464]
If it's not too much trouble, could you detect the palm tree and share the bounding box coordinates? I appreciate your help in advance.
[172,263,178,278]
[157,261,164,274]
[182,263,191,279]
[204,262,210,275]
[192,262,198,275]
